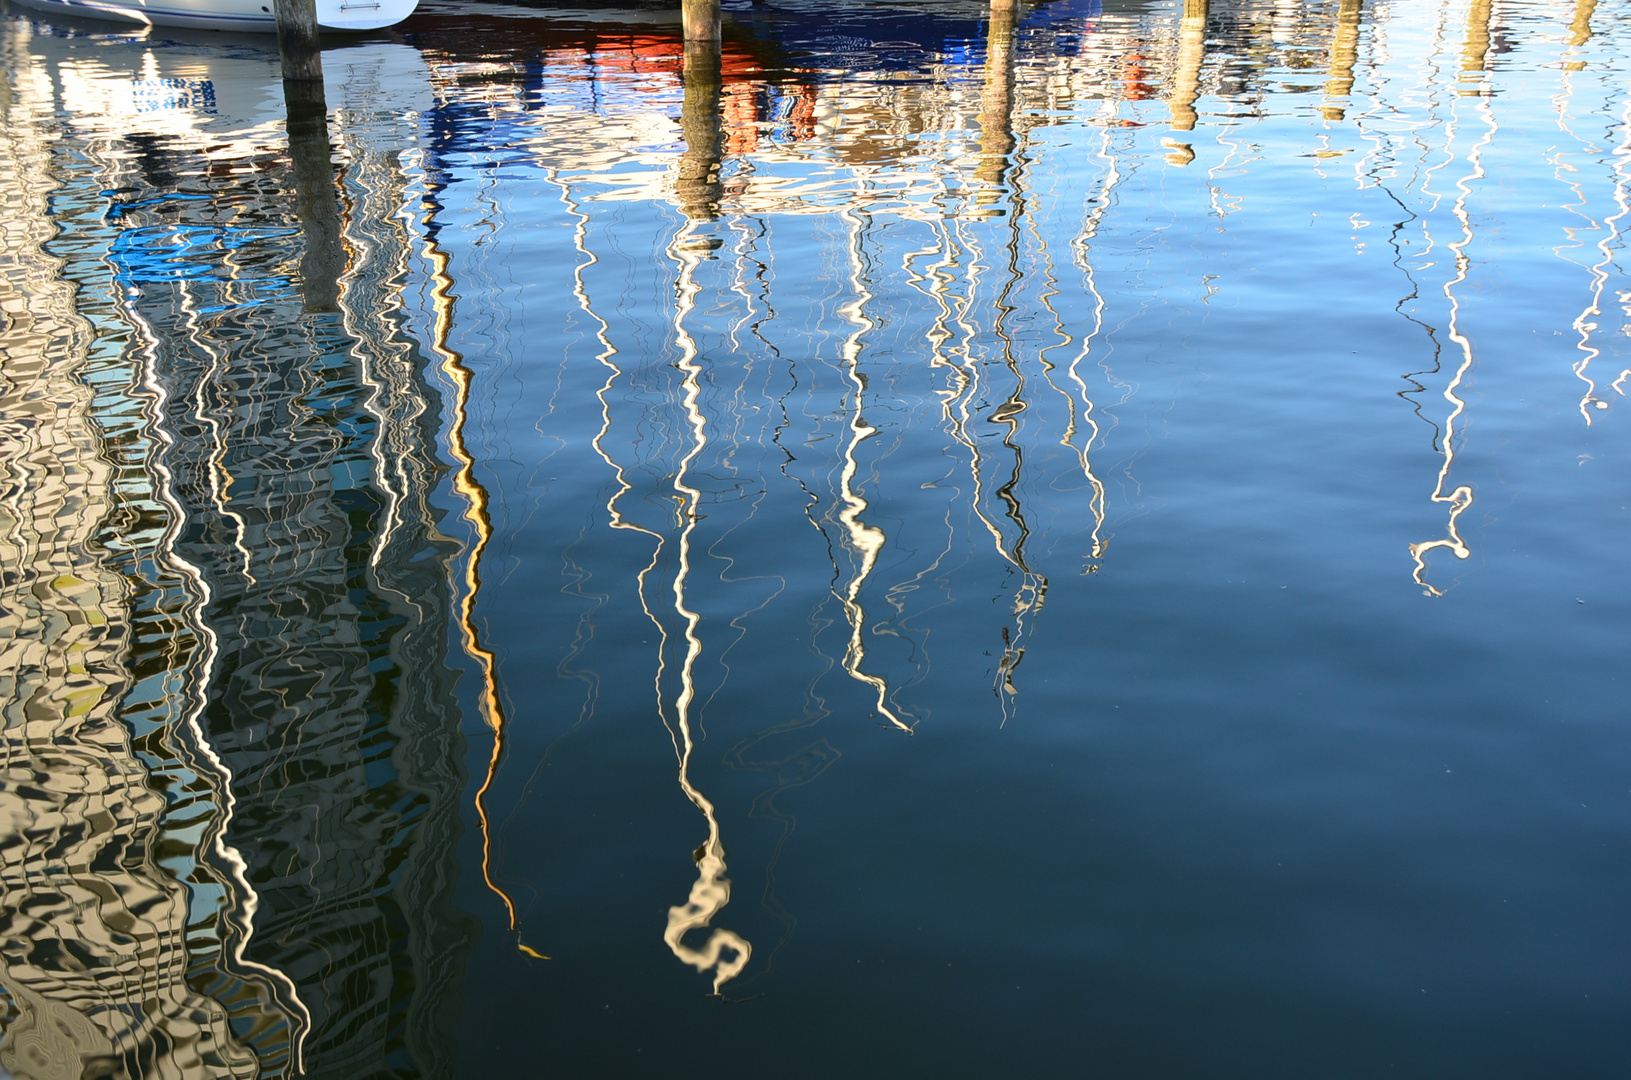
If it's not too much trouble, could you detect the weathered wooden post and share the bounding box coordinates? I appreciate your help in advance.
[681,0,720,44]
[677,41,724,220]
[975,0,1018,193]
[274,0,324,88]
[1321,0,1362,120]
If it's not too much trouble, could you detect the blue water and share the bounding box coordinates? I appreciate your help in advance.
[1,1,1629,1077]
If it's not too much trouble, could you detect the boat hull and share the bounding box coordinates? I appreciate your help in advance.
[7,0,417,33]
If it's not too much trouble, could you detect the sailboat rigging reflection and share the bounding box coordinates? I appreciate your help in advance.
[551,0,1132,982]
[1552,10,1631,424]
[832,205,916,735]
[655,216,754,994]
[415,174,544,962]
[207,0,1152,1004]
[1401,0,1494,595]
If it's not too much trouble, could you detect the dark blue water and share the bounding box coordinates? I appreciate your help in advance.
[2,1,1630,1077]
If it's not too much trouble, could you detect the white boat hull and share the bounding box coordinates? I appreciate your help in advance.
[8,0,417,33]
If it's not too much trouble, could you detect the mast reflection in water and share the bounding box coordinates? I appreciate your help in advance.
[4,0,1631,1077]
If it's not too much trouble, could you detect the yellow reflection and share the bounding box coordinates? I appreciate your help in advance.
[1168,0,1208,142]
[412,189,542,959]
[1321,0,1363,122]
[976,0,1020,196]
[1458,0,1492,94]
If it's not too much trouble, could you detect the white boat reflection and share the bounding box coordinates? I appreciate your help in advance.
[10,0,415,33]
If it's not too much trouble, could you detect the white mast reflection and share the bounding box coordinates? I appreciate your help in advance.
[660,214,753,994]
[834,204,914,734]
[1407,0,1496,596]
[1063,120,1130,570]
[1553,53,1631,422]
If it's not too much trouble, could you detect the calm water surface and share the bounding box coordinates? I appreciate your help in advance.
[2,0,1630,1076]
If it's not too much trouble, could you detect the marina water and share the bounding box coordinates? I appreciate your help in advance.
[1,1,1629,1076]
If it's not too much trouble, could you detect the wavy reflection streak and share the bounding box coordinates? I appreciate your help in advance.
[662,216,752,994]
[127,304,314,1074]
[413,184,537,957]
[1407,86,1495,596]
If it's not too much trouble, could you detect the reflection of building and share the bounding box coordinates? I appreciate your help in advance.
[0,24,475,1080]
[0,24,255,1080]
[113,54,477,1080]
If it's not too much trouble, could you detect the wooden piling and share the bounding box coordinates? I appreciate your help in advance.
[682,0,720,44]
[274,0,324,84]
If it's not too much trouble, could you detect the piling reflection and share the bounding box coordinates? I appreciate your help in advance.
[678,42,726,220]
[1460,0,1492,90]
[284,86,343,315]
[1167,0,1207,159]
[1568,0,1596,53]
[977,0,1019,191]
[1321,0,1361,121]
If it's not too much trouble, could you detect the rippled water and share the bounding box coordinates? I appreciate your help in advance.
[2,0,1630,1076]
